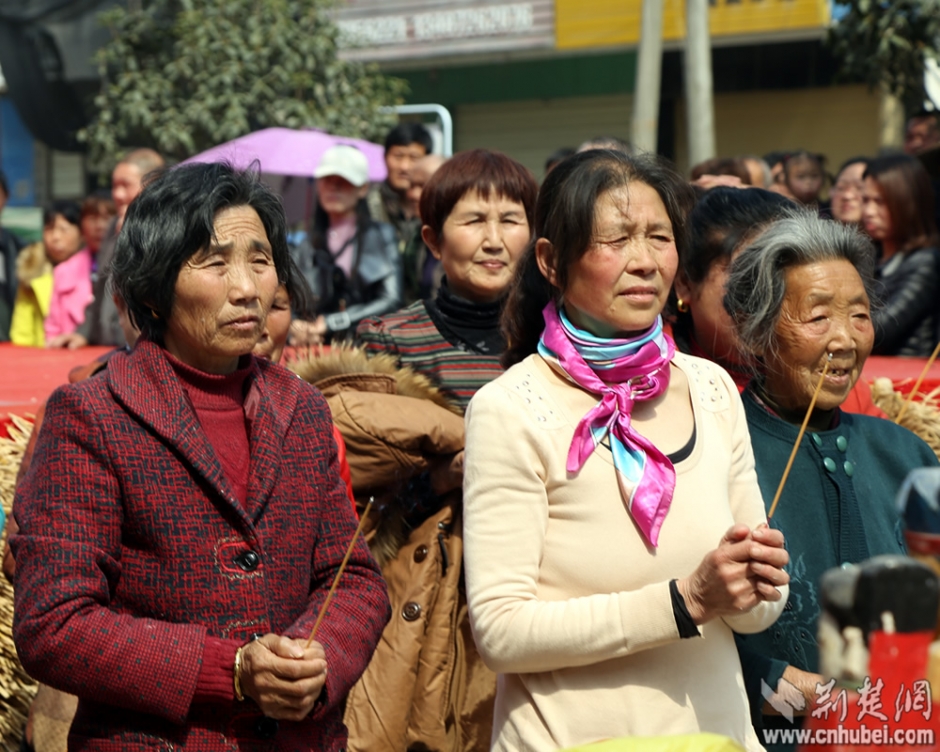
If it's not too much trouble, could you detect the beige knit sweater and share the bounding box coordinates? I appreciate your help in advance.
[463,352,787,752]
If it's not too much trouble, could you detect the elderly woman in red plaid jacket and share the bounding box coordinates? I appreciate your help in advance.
[10,162,390,751]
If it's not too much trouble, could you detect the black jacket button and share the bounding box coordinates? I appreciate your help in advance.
[413,545,429,563]
[402,602,422,621]
[256,717,278,738]
[235,550,260,572]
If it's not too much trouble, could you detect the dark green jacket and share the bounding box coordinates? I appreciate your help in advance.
[736,386,938,744]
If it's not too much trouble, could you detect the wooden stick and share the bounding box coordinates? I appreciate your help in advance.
[895,340,940,425]
[767,355,832,520]
[305,497,373,648]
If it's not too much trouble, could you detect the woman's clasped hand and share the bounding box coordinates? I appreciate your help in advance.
[238,636,328,721]
[678,524,789,624]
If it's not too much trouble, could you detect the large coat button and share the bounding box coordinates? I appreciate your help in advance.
[256,717,279,738]
[235,550,260,572]
[413,545,429,563]
[402,602,422,621]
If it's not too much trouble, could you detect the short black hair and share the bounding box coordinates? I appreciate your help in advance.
[545,147,576,174]
[43,200,82,229]
[111,162,299,341]
[763,150,793,169]
[835,156,870,178]
[908,109,940,127]
[685,187,795,285]
[0,170,8,199]
[384,122,433,155]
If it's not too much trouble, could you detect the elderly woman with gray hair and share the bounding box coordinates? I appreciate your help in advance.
[724,210,939,747]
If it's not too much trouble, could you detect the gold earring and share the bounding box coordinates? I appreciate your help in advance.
[677,298,689,313]
[150,308,159,319]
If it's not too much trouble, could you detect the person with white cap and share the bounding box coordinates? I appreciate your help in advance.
[290,144,401,344]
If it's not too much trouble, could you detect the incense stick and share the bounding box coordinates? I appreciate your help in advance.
[305,497,373,648]
[767,355,832,520]
[895,340,940,425]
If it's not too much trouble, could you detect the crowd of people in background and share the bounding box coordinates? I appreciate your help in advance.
[2,113,940,357]
[4,108,940,752]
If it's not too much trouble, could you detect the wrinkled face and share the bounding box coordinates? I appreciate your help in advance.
[253,285,291,363]
[81,211,112,254]
[164,205,279,374]
[830,162,866,225]
[861,177,892,242]
[111,163,143,220]
[317,174,365,218]
[676,257,743,366]
[762,259,873,413]
[385,143,428,193]
[427,189,530,304]
[786,156,824,205]
[43,214,83,265]
[548,182,678,339]
[905,118,940,156]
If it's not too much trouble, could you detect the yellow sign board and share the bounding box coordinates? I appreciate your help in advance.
[557,0,831,50]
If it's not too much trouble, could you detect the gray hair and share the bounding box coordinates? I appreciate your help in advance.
[723,209,877,358]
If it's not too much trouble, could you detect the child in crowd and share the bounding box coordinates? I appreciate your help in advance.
[781,150,827,207]
[11,201,91,346]
[79,195,117,268]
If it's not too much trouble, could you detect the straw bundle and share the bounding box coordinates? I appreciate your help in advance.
[0,415,38,750]
[871,378,940,461]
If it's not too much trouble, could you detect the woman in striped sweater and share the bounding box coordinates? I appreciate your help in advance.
[357,149,538,411]
[344,150,537,751]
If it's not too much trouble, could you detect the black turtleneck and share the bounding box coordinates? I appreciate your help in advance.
[423,280,505,355]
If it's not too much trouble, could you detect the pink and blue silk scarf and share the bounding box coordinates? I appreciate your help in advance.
[538,302,677,547]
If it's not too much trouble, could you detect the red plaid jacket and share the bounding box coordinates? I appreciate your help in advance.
[11,339,389,751]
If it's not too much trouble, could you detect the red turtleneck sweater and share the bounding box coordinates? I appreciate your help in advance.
[165,351,253,703]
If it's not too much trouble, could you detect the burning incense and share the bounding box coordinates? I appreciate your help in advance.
[767,354,832,520]
[305,497,374,648]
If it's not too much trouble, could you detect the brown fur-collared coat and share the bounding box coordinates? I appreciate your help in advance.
[291,347,496,752]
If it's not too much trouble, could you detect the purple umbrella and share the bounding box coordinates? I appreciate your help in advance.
[183,127,387,181]
[182,127,387,225]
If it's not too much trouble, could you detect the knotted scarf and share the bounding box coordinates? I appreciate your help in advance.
[538,302,677,547]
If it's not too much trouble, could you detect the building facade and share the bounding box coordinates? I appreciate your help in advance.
[338,0,880,179]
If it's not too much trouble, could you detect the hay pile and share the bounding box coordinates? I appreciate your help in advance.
[871,378,940,460]
[0,415,38,750]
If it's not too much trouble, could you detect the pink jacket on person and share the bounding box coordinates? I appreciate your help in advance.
[44,247,93,340]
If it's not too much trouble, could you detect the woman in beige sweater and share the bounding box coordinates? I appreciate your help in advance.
[462,150,790,752]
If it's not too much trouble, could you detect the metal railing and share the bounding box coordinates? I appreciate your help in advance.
[381,103,453,157]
